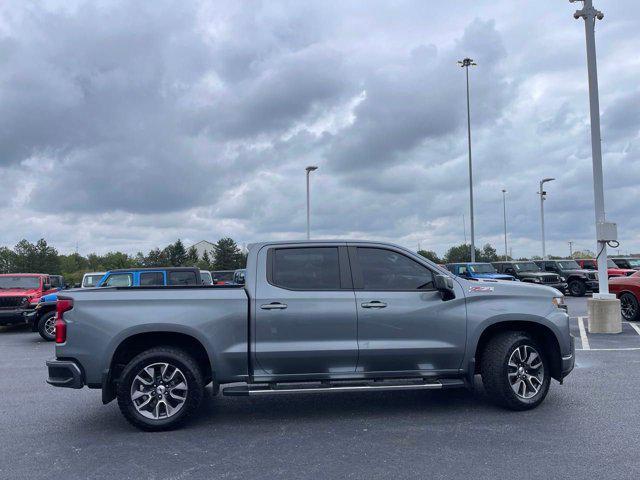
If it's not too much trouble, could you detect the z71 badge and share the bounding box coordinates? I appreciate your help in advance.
[469,286,495,293]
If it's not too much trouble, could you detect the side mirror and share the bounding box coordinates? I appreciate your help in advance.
[434,274,455,300]
[43,283,51,291]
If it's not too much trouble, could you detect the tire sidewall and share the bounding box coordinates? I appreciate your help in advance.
[117,349,203,430]
[496,336,551,409]
[621,293,639,321]
[569,280,586,297]
[37,311,56,341]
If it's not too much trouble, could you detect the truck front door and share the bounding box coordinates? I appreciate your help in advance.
[254,245,358,376]
[350,245,467,374]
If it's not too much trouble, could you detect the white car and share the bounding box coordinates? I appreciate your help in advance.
[200,270,213,285]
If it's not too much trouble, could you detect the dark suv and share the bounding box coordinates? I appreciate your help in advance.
[492,261,567,292]
[534,260,598,297]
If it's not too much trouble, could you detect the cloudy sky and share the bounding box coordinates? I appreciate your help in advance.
[0,0,638,258]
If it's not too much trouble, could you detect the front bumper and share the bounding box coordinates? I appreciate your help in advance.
[46,359,84,389]
[547,282,568,292]
[0,309,31,325]
[561,335,576,379]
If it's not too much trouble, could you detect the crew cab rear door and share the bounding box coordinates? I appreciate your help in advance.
[253,244,358,376]
[349,244,466,374]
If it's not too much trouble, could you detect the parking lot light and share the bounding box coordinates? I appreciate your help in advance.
[539,177,555,260]
[501,189,508,260]
[458,57,477,262]
[305,166,318,240]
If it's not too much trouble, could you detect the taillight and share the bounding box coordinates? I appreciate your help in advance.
[55,299,73,344]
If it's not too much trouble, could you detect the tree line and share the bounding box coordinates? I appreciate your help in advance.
[0,236,602,285]
[0,238,247,284]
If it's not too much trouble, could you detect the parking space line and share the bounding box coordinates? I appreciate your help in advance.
[577,316,590,350]
[628,322,640,337]
[577,347,640,351]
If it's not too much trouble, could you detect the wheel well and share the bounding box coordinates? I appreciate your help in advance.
[109,332,213,385]
[475,321,562,381]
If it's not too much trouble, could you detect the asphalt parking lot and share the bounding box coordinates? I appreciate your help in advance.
[1,295,639,480]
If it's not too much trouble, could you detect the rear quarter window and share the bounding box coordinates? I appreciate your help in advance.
[168,271,198,286]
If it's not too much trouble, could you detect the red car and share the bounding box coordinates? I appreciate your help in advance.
[609,271,640,322]
[0,274,57,326]
[576,258,635,279]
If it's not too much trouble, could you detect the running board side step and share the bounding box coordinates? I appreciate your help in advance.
[223,378,465,396]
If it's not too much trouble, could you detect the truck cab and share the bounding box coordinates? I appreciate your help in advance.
[446,262,515,281]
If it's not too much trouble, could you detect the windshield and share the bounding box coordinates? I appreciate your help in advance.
[82,274,104,287]
[514,262,540,272]
[558,261,580,269]
[607,259,617,268]
[200,271,213,285]
[469,263,497,274]
[0,276,40,289]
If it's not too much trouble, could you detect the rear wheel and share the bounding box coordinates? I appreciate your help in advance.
[568,280,586,297]
[37,311,56,341]
[116,347,204,431]
[480,332,550,410]
[620,293,639,322]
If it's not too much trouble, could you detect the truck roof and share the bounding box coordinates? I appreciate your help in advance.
[106,267,199,273]
[0,273,47,277]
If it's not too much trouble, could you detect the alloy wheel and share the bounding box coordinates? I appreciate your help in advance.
[621,294,637,321]
[130,362,188,420]
[507,345,544,399]
[44,315,56,338]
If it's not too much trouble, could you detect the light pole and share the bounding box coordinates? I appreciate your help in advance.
[458,57,477,262]
[568,241,574,258]
[305,166,318,240]
[501,189,508,260]
[571,0,613,299]
[539,178,555,260]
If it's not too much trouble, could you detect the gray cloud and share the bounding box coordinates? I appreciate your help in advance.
[0,0,638,258]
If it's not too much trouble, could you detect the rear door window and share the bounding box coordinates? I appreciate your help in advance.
[140,272,164,286]
[271,247,341,290]
[168,271,198,286]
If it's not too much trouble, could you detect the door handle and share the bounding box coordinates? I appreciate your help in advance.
[260,302,288,310]
[361,301,387,309]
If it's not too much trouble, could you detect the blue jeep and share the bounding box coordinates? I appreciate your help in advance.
[446,262,516,281]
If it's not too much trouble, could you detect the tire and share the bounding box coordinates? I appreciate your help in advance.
[568,280,586,297]
[620,293,640,322]
[37,311,56,341]
[480,332,551,411]
[116,347,204,431]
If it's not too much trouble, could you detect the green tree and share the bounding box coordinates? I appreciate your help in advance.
[212,238,245,270]
[145,248,168,267]
[163,239,187,266]
[443,244,480,264]
[186,246,199,266]
[198,250,212,270]
[0,247,15,273]
[12,238,59,273]
[418,250,441,264]
[478,243,499,263]
[572,250,595,259]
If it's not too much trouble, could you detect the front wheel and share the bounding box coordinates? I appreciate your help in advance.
[117,347,204,431]
[37,311,56,341]
[480,332,551,410]
[568,280,586,297]
[620,293,639,322]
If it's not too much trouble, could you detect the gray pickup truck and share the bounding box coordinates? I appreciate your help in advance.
[47,240,575,431]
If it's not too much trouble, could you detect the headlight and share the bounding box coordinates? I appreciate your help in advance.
[560,276,566,282]
[533,278,541,283]
[552,296,566,309]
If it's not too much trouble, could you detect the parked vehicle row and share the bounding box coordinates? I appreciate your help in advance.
[46,240,574,431]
